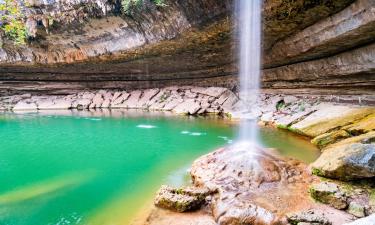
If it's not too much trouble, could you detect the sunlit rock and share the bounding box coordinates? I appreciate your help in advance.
[311,142,375,181]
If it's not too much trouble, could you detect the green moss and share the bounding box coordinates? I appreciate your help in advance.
[312,168,325,177]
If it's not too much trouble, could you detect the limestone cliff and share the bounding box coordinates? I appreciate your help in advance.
[0,0,374,95]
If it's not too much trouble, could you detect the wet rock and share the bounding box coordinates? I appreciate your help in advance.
[221,92,239,112]
[309,182,348,210]
[343,214,375,225]
[154,185,211,213]
[287,210,332,225]
[190,143,319,224]
[311,143,375,181]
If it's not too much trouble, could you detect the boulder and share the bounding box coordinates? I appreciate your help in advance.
[311,143,375,181]
[154,185,211,213]
[309,182,348,210]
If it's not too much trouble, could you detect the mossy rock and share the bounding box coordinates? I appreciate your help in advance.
[154,185,212,212]
[309,182,348,209]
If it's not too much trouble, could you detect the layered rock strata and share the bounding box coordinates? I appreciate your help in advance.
[2,0,374,94]
[0,86,240,115]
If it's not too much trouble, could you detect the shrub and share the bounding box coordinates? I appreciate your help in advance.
[0,0,27,45]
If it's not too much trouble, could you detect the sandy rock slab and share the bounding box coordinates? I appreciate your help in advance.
[188,143,354,225]
[311,138,375,181]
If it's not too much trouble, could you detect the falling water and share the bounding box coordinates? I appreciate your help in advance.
[237,0,262,143]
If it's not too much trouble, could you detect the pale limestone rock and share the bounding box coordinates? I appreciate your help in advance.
[221,92,239,111]
[173,99,201,115]
[122,90,142,108]
[112,92,122,101]
[73,98,91,109]
[163,98,182,111]
[111,92,130,107]
[13,101,38,111]
[89,93,104,108]
[137,89,160,109]
[101,98,111,108]
[311,143,375,180]
[291,104,374,137]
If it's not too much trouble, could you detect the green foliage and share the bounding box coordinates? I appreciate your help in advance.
[121,0,166,15]
[0,0,27,45]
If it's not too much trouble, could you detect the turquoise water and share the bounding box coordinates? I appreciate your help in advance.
[0,110,319,225]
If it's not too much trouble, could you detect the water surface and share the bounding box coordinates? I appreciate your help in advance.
[0,110,319,225]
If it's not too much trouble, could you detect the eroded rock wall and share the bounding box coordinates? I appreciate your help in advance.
[0,0,374,95]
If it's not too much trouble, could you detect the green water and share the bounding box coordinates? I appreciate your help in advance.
[0,110,319,225]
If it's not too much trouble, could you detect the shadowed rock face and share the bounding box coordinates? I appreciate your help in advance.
[2,0,371,95]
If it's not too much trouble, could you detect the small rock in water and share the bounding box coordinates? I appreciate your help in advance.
[154,185,212,212]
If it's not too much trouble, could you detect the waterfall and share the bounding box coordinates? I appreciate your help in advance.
[237,0,262,144]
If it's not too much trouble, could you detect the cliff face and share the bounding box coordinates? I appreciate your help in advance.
[0,0,374,95]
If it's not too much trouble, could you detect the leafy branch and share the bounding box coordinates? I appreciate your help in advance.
[0,0,27,45]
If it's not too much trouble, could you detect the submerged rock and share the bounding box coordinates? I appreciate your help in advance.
[154,185,212,213]
[311,143,375,181]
